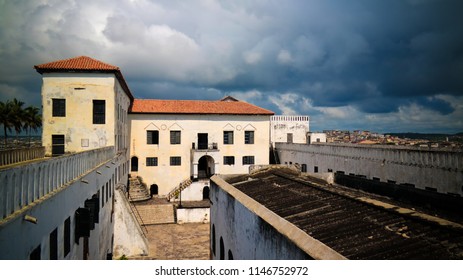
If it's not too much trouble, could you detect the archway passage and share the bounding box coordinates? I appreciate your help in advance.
[131,156,138,172]
[150,184,158,197]
[198,155,214,179]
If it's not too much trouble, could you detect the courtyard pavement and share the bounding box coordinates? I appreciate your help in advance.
[143,223,210,260]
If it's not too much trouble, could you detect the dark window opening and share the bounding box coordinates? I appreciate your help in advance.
[92,100,105,124]
[30,245,41,260]
[314,166,318,173]
[219,237,224,260]
[287,133,293,143]
[52,99,66,117]
[198,133,208,149]
[170,130,181,144]
[224,156,235,165]
[101,186,105,208]
[150,184,158,197]
[75,208,91,244]
[52,135,65,156]
[212,225,216,257]
[146,157,158,166]
[170,156,181,166]
[242,156,255,165]
[131,156,138,172]
[301,164,307,172]
[223,131,234,144]
[49,228,58,260]
[203,186,210,200]
[64,217,71,257]
[147,130,159,144]
[245,131,254,144]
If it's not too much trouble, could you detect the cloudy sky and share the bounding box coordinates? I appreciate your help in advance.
[1,0,462,133]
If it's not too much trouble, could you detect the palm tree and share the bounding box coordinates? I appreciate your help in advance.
[11,98,25,146]
[23,106,42,147]
[0,100,15,148]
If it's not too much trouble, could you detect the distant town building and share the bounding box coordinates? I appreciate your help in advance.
[307,132,327,144]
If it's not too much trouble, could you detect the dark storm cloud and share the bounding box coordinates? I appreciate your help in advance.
[0,0,462,133]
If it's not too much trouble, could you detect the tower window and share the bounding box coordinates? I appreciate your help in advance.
[52,99,66,117]
[93,100,105,124]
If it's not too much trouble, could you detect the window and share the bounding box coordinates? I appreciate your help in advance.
[50,228,58,260]
[30,245,41,260]
[52,135,65,156]
[64,217,71,257]
[52,99,65,117]
[146,157,158,166]
[170,131,181,144]
[223,131,234,144]
[170,156,181,166]
[102,185,105,207]
[224,156,235,165]
[301,164,307,172]
[242,156,255,165]
[93,100,105,124]
[287,133,293,143]
[244,131,254,144]
[147,130,159,144]
[314,166,318,173]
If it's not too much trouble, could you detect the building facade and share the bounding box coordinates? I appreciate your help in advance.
[270,115,309,145]
[129,97,273,197]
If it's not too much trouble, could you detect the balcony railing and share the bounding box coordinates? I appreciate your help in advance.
[0,146,115,221]
[0,147,45,166]
[192,142,218,151]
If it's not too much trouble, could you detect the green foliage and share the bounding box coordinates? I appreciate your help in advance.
[0,98,42,148]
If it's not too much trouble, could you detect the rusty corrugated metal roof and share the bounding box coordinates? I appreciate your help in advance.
[226,168,463,259]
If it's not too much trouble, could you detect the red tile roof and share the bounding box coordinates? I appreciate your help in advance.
[130,98,274,115]
[34,56,119,71]
[34,56,133,100]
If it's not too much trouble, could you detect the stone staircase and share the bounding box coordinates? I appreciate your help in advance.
[166,178,193,201]
[129,176,151,202]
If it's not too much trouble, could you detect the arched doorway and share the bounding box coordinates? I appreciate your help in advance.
[202,186,210,200]
[150,184,158,197]
[131,156,138,172]
[198,155,214,178]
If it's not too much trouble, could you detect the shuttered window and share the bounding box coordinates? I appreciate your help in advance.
[170,131,181,144]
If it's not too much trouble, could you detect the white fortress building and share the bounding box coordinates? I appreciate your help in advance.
[129,96,273,200]
[0,56,273,259]
[270,115,310,144]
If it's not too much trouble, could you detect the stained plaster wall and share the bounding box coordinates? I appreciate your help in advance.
[128,114,270,196]
[41,73,130,157]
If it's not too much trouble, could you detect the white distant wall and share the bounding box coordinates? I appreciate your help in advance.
[277,143,463,196]
[308,132,327,144]
[271,116,309,145]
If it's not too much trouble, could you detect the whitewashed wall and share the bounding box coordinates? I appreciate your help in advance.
[277,143,463,196]
[129,114,270,196]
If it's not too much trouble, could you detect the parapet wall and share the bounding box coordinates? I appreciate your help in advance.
[276,143,463,196]
[0,147,45,166]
